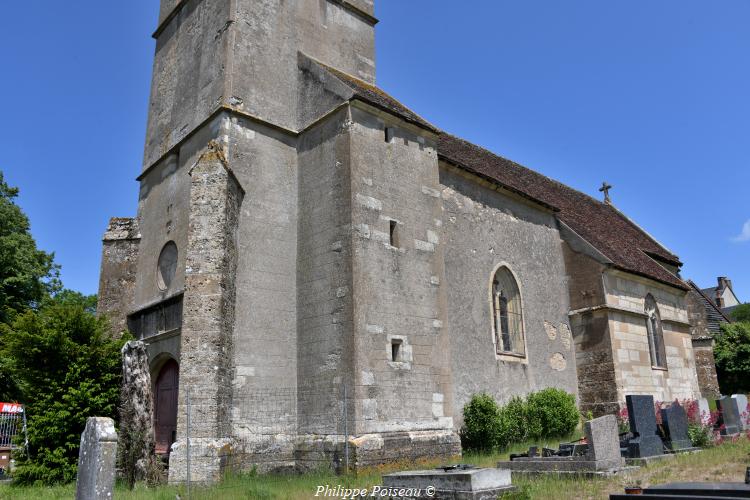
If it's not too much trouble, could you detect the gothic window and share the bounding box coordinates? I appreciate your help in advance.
[644,294,667,368]
[491,266,525,357]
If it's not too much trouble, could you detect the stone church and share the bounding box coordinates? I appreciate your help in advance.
[98,0,707,481]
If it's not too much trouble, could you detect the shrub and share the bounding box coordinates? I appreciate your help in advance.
[687,422,713,447]
[2,300,128,484]
[498,396,528,448]
[460,393,502,452]
[461,388,580,452]
[525,388,580,439]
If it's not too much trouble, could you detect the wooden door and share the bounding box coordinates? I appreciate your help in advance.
[154,359,179,455]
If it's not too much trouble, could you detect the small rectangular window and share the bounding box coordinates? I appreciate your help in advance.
[389,220,399,248]
[385,127,395,143]
[391,339,402,362]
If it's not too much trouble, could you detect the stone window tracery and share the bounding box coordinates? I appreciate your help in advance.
[645,294,667,368]
[491,266,525,357]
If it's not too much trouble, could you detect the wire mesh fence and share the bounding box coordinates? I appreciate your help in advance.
[178,382,448,494]
[0,403,27,476]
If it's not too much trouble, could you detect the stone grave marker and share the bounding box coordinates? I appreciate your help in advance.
[625,395,664,458]
[660,401,692,451]
[717,396,741,435]
[731,394,748,430]
[697,398,711,425]
[75,417,117,500]
[497,414,631,476]
[585,414,625,468]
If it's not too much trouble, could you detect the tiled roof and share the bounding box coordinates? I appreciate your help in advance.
[688,280,730,337]
[700,286,719,302]
[437,134,687,290]
[316,66,688,290]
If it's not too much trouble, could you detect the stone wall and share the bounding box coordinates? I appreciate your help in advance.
[685,289,720,398]
[439,165,579,423]
[603,271,700,404]
[297,107,353,437]
[570,308,619,417]
[169,143,243,483]
[146,0,375,168]
[686,288,710,339]
[693,339,720,399]
[97,217,140,336]
[346,103,459,459]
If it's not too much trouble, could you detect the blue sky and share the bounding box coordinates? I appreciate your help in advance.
[1,1,748,300]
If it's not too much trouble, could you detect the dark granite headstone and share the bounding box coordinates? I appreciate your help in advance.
[716,396,741,435]
[625,395,664,458]
[660,401,692,451]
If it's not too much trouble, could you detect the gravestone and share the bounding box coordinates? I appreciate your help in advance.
[497,415,632,476]
[731,394,748,430]
[382,466,514,499]
[584,414,625,469]
[625,395,664,458]
[660,401,692,451]
[716,396,741,435]
[697,398,711,425]
[75,417,117,500]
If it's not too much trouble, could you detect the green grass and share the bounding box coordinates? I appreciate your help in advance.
[2,436,748,500]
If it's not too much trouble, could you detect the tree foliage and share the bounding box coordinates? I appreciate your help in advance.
[0,171,127,485]
[2,299,127,484]
[729,303,750,323]
[0,172,60,324]
[714,321,750,395]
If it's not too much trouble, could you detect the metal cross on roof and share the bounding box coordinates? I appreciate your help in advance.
[599,181,613,204]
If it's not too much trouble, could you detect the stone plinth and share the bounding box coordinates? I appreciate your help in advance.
[382,467,513,500]
[75,417,117,500]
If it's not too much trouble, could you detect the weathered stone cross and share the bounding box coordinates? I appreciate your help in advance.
[599,181,613,204]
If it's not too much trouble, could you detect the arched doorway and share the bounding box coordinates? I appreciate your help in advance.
[153,359,179,456]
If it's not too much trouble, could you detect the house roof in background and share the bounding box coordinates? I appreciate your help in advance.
[688,280,731,338]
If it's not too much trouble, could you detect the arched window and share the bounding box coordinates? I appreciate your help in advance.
[491,267,525,356]
[644,294,666,368]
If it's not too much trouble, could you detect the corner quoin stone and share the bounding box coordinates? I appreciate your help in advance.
[75,417,118,500]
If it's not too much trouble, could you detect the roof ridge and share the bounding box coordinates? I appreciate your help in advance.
[437,132,688,291]
[440,132,680,263]
[439,132,610,209]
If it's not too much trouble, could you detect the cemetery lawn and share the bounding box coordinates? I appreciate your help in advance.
[1,437,748,499]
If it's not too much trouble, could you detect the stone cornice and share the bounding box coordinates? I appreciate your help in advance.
[153,0,377,39]
[568,303,691,327]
